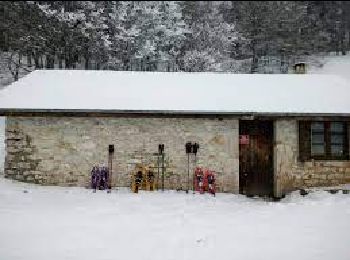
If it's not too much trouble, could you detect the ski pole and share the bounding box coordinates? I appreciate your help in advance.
[193,154,196,194]
[187,153,189,193]
[162,152,165,191]
[157,153,160,190]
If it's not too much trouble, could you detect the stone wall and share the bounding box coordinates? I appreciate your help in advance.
[4,116,239,193]
[274,120,299,197]
[0,117,4,175]
[274,120,350,197]
[5,116,350,196]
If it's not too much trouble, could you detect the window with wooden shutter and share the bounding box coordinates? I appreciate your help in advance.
[299,121,311,161]
[299,121,349,161]
[330,122,345,156]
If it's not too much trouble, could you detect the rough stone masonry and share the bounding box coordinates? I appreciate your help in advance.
[4,116,350,195]
[274,120,350,196]
[4,116,239,193]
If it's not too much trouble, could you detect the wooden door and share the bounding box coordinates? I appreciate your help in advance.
[239,121,274,196]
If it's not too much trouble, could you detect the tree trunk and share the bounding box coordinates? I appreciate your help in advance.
[65,49,71,69]
[341,38,346,55]
[340,29,346,55]
[280,54,285,73]
[45,55,49,69]
[250,46,259,74]
[58,53,63,69]
[33,52,40,68]
[40,55,44,69]
[14,53,21,81]
[84,55,89,70]
[14,69,19,81]
[27,52,32,67]
[46,50,56,68]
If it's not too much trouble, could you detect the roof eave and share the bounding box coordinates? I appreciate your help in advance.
[0,108,350,119]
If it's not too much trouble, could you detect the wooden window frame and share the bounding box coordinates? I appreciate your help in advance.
[299,121,349,161]
[311,122,325,156]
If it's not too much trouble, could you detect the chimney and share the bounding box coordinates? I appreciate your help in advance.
[293,62,306,74]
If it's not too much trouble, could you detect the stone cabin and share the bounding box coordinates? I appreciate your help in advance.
[0,70,349,198]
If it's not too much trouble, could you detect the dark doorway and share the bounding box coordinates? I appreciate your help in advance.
[239,120,274,197]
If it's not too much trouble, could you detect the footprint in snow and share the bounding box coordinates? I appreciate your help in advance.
[196,237,205,243]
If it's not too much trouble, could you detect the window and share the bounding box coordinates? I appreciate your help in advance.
[311,122,325,155]
[330,122,346,156]
[299,121,349,161]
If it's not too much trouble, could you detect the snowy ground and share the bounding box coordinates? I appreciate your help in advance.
[0,178,349,260]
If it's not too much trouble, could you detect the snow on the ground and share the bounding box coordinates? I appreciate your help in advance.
[0,178,349,260]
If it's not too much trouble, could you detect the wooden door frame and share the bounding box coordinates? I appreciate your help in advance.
[239,120,274,197]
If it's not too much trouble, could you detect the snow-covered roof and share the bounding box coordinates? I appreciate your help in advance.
[0,70,349,115]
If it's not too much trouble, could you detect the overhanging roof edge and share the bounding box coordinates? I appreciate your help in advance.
[0,108,350,118]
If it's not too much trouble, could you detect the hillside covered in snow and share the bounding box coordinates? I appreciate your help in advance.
[308,53,350,80]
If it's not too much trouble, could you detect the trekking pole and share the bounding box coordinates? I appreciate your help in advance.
[158,144,165,191]
[185,142,192,194]
[162,152,164,191]
[187,153,190,194]
[157,152,160,190]
[192,143,199,194]
[108,145,114,193]
[193,154,196,194]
